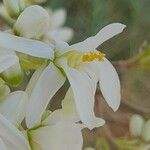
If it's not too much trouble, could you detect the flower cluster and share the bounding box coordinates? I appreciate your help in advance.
[0,0,126,149]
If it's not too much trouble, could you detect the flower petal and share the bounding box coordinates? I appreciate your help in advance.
[14,5,50,39]
[0,32,54,59]
[25,66,45,97]
[0,55,19,73]
[0,138,7,150]
[90,59,121,111]
[30,121,83,150]
[0,91,28,127]
[50,9,66,29]
[0,114,30,150]
[26,63,65,128]
[60,59,105,129]
[43,88,80,125]
[50,27,74,42]
[70,23,126,52]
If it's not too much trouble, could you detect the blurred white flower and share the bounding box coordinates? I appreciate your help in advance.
[0,91,31,150]
[45,8,74,42]
[129,114,145,137]
[0,23,126,129]
[3,0,26,18]
[141,120,150,142]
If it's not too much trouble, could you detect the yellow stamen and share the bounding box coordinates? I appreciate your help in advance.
[82,51,106,62]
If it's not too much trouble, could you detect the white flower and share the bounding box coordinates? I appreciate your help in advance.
[27,88,83,150]
[0,89,83,150]
[0,23,126,129]
[0,91,31,150]
[45,8,74,42]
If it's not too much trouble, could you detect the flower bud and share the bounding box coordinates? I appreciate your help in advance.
[3,0,26,18]
[142,120,150,142]
[1,63,24,86]
[129,114,145,137]
[0,78,10,100]
[14,5,50,39]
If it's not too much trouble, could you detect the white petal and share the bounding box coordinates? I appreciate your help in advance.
[25,66,45,97]
[42,109,63,125]
[50,27,74,42]
[50,9,66,29]
[0,55,19,73]
[91,59,121,111]
[26,63,65,128]
[70,23,126,52]
[0,32,54,59]
[61,88,80,121]
[14,5,50,39]
[60,59,105,129]
[0,91,28,127]
[43,89,80,124]
[0,138,7,150]
[30,121,83,150]
[0,114,30,150]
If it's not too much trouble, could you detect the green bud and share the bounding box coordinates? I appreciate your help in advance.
[1,63,24,86]
[3,0,26,18]
[0,78,10,100]
[142,120,150,142]
[129,114,145,137]
[17,53,47,70]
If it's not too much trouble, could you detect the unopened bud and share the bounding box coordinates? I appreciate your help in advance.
[129,114,145,137]
[1,63,24,86]
[14,5,50,39]
[3,0,26,18]
[142,120,150,142]
[0,78,10,100]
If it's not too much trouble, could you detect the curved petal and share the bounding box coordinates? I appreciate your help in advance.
[30,121,83,150]
[26,63,65,128]
[14,5,50,39]
[50,9,66,29]
[25,66,45,97]
[0,55,19,73]
[60,59,105,129]
[0,138,7,150]
[0,114,30,150]
[43,88,79,125]
[0,32,54,59]
[90,59,121,111]
[0,91,28,127]
[70,23,126,52]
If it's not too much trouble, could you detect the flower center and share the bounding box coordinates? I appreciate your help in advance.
[82,51,105,62]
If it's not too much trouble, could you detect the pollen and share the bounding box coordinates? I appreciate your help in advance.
[82,51,106,62]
